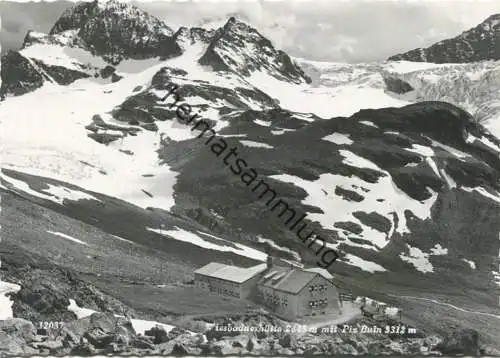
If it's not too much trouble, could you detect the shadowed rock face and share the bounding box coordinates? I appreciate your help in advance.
[49,1,101,35]
[383,76,414,94]
[389,14,500,63]
[0,51,46,97]
[0,51,91,98]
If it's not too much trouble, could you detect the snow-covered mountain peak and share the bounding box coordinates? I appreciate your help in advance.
[198,16,311,85]
[48,0,180,64]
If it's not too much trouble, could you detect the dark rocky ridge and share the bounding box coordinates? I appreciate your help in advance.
[383,76,414,94]
[389,14,500,63]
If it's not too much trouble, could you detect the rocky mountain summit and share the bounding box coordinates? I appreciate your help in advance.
[49,0,181,64]
[389,14,500,63]
[198,17,311,84]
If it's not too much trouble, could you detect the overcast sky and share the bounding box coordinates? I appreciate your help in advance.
[1,0,499,62]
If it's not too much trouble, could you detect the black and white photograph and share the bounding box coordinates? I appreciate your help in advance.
[0,0,499,356]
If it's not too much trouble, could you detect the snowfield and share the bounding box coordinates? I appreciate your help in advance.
[1,63,179,211]
[147,227,267,262]
[0,281,21,320]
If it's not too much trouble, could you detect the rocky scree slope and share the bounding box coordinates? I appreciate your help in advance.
[389,14,500,63]
[2,310,484,356]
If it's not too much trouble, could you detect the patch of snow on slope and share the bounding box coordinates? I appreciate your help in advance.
[339,150,381,171]
[240,140,273,149]
[430,244,448,255]
[129,318,177,336]
[164,40,254,94]
[405,144,434,157]
[67,299,183,335]
[343,254,387,273]
[323,133,353,145]
[462,187,500,204]
[256,235,302,262]
[385,307,400,317]
[478,135,500,153]
[44,184,102,204]
[359,121,378,128]
[493,271,500,288]
[429,138,470,159]
[0,281,21,320]
[254,119,272,127]
[68,299,98,319]
[440,169,457,189]
[111,235,138,245]
[271,128,295,135]
[47,231,88,246]
[20,43,108,72]
[270,165,437,249]
[400,245,433,273]
[147,227,266,261]
[0,172,101,205]
[462,258,476,269]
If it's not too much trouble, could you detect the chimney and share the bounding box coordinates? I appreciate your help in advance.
[267,255,273,269]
